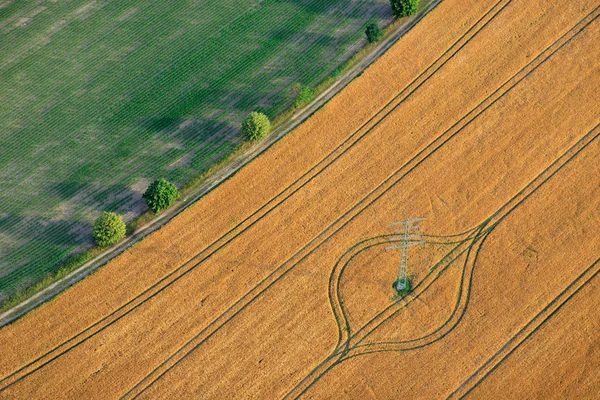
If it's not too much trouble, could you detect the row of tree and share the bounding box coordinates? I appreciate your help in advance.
[91,0,420,247]
[92,178,179,246]
[92,111,271,247]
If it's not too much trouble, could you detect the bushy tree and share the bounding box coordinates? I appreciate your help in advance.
[390,0,419,18]
[241,111,271,141]
[294,85,314,108]
[365,22,383,43]
[143,178,180,214]
[93,212,126,246]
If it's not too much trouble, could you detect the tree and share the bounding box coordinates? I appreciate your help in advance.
[241,111,271,141]
[93,211,126,246]
[143,178,180,214]
[390,0,419,18]
[365,22,383,44]
[294,85,314,108]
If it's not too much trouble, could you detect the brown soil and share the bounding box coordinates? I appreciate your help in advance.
[0,0,598,398]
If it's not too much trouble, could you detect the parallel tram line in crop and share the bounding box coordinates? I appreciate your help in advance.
[122,9,600,398]
[448,257,600,399]
[0,2,595,398]
[0,0,512,391]
[348,124,600,355]
[326,230,477,352]
[286,124,600,399]
[331,230,481,353]
[286,229,490,399]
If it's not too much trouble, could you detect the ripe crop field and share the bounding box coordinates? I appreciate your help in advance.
[0,0,393,302]
[0,0,599,398]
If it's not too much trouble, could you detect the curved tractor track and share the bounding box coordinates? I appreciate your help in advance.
[0,0,597,398]
[0,0,515,392]
[284,123,600,399]
[121,8,600,397]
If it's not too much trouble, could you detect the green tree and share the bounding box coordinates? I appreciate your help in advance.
[390,0,419,18]
[241,111,271,141]
[294,85,314,108]
[93,211,126,246]
[365,22,383,43]
[143,178,180,214]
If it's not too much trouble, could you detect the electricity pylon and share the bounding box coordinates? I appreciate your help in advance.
[387,218,425,292]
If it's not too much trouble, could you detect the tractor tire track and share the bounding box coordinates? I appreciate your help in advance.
[285,124,600,399]
[286,229,488,399]
[329,231,478,351]
[447,257,600,399]
[349,123,600,353]
[0,0,511,391]
[122,9,599,399]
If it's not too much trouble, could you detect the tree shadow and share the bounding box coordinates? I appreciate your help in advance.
[47,181,148,217]
[280,0,392,22]
[280,0,391,18]
[0,0,396,301]
[138,116,184,133]
[0,179,147,295]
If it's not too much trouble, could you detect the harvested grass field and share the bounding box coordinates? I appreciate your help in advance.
[0,0,393,301]
[0,0,598,398]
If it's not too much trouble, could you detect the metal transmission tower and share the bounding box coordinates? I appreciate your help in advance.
[387,218,425,292]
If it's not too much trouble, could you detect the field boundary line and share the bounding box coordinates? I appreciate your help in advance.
[0,0,442,329]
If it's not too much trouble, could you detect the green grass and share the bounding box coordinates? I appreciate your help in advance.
[0,0,393,301]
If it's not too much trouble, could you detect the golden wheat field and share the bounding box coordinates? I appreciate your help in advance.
[0,0,598,398]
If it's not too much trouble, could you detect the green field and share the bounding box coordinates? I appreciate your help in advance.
[0,0,392,302]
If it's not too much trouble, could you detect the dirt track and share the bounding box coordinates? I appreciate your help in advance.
[0,0,598,398]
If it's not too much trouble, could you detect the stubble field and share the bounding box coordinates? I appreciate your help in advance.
[0,0,598,398]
